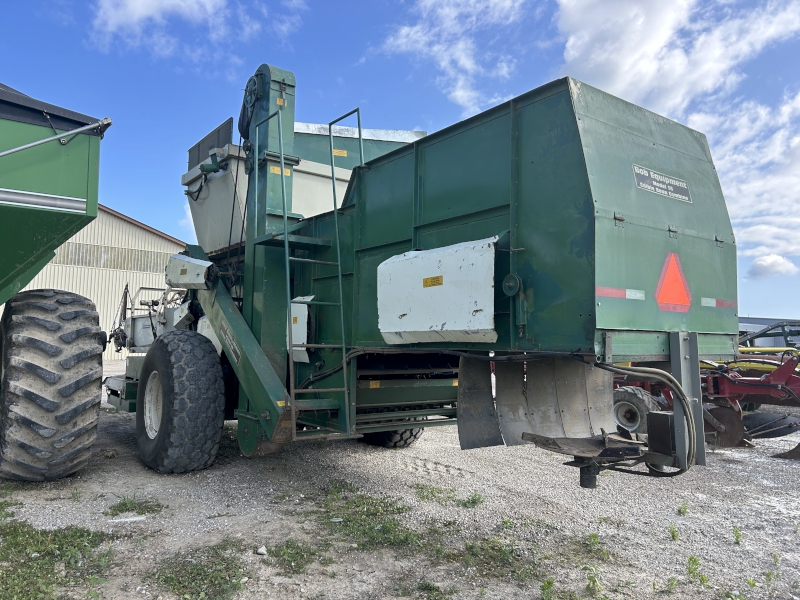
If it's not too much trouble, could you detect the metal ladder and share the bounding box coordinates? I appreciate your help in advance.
[258,107,364,439]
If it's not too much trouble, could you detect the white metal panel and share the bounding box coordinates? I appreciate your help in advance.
[197,316,222,354]
[287,296,312,363]
[377,237,498,345]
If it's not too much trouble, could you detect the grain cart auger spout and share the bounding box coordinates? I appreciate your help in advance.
[111,64,738,488]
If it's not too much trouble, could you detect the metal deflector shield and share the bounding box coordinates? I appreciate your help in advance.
[495,358,616,445]
[456,356,505,449]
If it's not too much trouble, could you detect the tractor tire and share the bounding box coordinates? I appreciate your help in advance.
[613,386,660,435]
[360,428,424,448]
[0,289,103,481]
[136,329,225,473]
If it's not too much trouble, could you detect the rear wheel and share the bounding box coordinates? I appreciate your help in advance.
[360,427,425,448]
[613,386,660,434]
[136,330,225,473]
[0,289,103,481]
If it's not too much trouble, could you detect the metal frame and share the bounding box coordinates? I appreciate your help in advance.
[253,107,363,439]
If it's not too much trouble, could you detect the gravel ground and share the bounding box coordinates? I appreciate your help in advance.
[2,361,799,600]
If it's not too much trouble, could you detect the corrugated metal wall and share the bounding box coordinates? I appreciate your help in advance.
[0,208,185,360]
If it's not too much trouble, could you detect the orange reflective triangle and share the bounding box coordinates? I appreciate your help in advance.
[655,253,691,312]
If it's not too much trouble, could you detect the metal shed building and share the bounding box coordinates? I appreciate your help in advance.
[0,205,184,360]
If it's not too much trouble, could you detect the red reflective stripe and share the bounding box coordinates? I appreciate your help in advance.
[595,286,626,298]
[716,299,737,309]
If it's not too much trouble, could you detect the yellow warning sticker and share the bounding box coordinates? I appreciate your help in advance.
[179,268,188,275]
[332,149,347,157]
[269,166,291,176]
[292,316,298,324]
[453,379,458,386]
[369,381,381,389]
[277,400,286,407]
[276,97,285,106]
[423,275,443,288]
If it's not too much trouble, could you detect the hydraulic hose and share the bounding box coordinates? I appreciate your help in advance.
[594,363,696,474]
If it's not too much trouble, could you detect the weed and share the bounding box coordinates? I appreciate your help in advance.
[583,565,603,596]
[457,493,484,508]
[500,517,514,530]
[411,484,456,505]
[0,498,22,519]
[147,538,246,600]
[104,493,165,517]
[772,553,781,567]
[541,578,556,600]
[451,537,537,581]
[0,518,113,599]
[722,591,748,599]
[416,581,456,599]
[70,487,81,502]
[733,526,742,545]
[764,569,780,596]
[318,485,418,550]
[660,577,678,594]
[687,556,708,588]
[669,522,679,541]
[579,532,610,561]
[267,540,329,575]
[746,578,756,589]
[677,502,688,516]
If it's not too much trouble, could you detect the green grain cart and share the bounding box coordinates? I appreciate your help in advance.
[0,83,111,481]
[109,64,738,487]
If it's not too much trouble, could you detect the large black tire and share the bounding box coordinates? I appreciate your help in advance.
[613,386,660,434]
[360,428,425,448]
[136,330,225,473]
[0,289,103,481]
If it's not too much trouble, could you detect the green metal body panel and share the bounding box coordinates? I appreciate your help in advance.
[293,132,408,170]
[0,89,105,307]
[294,77,737,359]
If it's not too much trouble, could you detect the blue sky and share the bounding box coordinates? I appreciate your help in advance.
[3,0,800,318]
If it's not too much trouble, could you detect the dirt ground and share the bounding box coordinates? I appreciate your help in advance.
[1,363,799,600]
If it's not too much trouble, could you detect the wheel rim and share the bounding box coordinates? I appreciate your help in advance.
[144,371,163,440]
[613,400,641,431]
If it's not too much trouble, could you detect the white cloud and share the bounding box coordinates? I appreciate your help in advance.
[746,254,799,279]
[556,0,800,266]
[558,0,800,117]
[384,0,527,116]
[179,200,198,244]
[91,0,306,59]
[92,0,228,56]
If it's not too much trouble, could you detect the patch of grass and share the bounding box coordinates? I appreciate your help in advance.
[456,493,484,508]
[669,522,679,541]
[450,537,537,582]
[411,484,456,505]
[70,487,81,502]
[103,493,165,517]
[0,518,113,599]
[0,498,22,520]
[416,581,456,599]
[318,484,419,550]
[147,538,246,600]
[499,517,514,530]
[733,526,742,545]
[677,502,688,517]
[266,540,330,575]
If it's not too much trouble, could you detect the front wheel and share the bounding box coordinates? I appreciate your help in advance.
[136,330,225,473]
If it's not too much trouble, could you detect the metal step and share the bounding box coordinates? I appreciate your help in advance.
[294,397,340,411]
[254,232,332,249]
[289,256,338,266]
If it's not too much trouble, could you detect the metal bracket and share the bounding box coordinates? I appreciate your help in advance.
[669,332,706,467]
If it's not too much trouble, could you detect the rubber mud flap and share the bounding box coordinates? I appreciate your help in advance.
[456,356,504,449]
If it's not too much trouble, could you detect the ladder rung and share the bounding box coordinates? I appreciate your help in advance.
[292,343,346,349]
[292,299,340,306]
[289,256,339,266]
[294,388,346,394]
